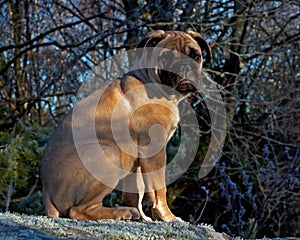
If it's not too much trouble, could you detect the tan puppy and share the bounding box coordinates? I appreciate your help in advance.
[40,30,211,221]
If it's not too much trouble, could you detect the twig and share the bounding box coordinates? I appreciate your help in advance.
[194,186,209,224]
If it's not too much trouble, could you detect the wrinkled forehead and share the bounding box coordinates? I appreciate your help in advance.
[157,33,201,55]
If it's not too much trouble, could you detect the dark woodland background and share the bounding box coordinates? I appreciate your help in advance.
[0,0,299,238]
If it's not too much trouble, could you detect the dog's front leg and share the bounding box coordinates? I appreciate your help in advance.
[139,149,180,222]
[122,167,152,221]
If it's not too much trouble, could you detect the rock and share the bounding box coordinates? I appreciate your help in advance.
[0,212,233,239]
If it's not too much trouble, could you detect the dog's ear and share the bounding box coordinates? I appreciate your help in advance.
[188,31,212,63]
[136,30,166,48]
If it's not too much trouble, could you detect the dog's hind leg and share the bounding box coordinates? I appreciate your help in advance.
[43,193,60,217]
[69,204,140,220]
[67,184,140,220]
[122,167,152,221]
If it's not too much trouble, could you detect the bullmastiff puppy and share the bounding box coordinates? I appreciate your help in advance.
[41,30,211,221]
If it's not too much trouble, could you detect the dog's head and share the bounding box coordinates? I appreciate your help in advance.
[136,30,211,95]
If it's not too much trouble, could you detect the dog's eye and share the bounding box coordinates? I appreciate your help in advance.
[189,50,201,62]
[191,53,201,62]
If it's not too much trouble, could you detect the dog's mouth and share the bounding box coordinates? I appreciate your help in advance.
[159,69,199,94]
[175,79,197,93]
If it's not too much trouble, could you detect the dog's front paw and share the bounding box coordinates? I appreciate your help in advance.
[151,207,179,222]
[141,214,152,222]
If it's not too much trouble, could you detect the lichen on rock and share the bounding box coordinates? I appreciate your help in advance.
[0,212,233,239]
